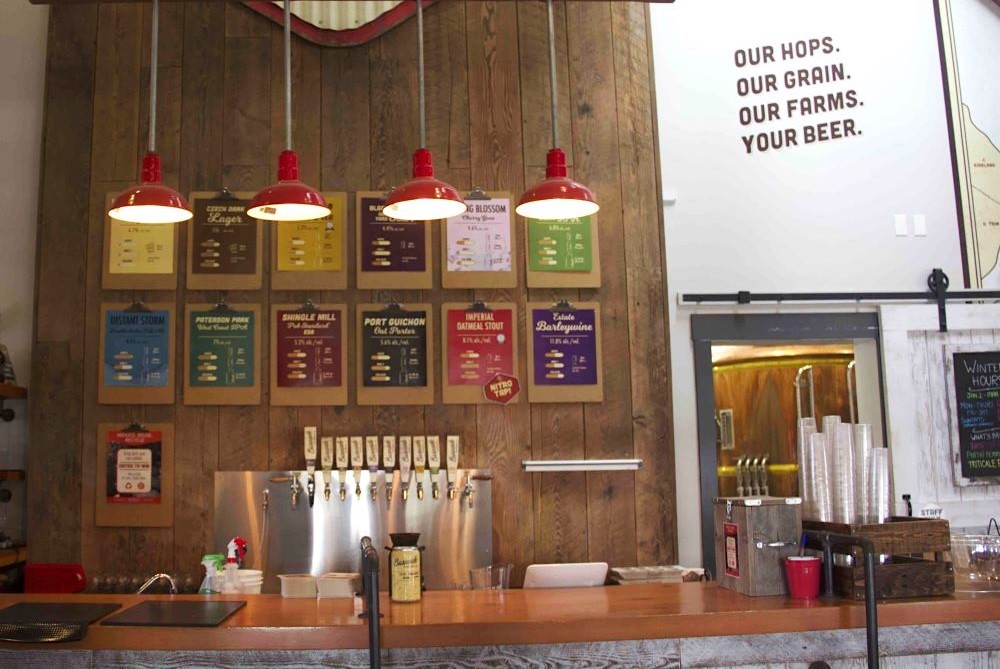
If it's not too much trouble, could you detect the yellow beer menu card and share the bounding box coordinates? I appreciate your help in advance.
[108,223,175,274]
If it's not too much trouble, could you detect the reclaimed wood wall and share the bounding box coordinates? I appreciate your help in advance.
[29,1,674,583]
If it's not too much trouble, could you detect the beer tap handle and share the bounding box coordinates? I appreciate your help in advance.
[760,455,770,496]
[350,436,364,500]
[365,436,380,501]
[335,437,349,502]
[413,436,427,501]
[383,436,396,506]
[321,437,334,502]
[399,436,412,502]
[446,435,460,500]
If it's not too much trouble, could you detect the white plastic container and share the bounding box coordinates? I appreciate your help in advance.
[317,572,361,598]
[278,573,317,598]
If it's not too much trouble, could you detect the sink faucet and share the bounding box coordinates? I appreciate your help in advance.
[137,573,178,595]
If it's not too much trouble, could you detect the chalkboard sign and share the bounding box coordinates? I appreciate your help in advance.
[951,350,1000,480]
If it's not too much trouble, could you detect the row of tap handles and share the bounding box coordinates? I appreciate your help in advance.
[290,428,472,508]
[735,454,770,497]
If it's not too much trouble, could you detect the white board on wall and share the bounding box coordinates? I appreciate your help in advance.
[652,0,964,295]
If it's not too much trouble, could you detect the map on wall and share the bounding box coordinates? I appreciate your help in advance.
[939,0,1000,288]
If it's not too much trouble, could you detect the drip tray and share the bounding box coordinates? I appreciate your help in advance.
[101,600,246,627]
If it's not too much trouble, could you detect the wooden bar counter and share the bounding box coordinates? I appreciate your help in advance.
[0,583,998,667]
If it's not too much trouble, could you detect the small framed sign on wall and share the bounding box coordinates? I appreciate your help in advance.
[96,422,174,527]
[945,346,1000,486]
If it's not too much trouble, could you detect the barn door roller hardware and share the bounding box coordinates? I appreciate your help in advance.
[682,268,1000,332]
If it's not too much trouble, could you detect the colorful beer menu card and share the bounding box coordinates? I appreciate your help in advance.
[442,303,518,404]
[105,429,162,505]
[188,309,255,388]
[191,197,257,274]
[108,223,174,275]
[527,216,593,272]
[98,303,175,405]
[527,302,604,403]
[276,213,343,272]
[361,308,428,387]
[184,304,261,406]
[187,192,263,290]
[446,198,512,272]
[359,195,426,273]
[275,308,343,388]
[356,303,434,406]
[270,304,348,406]
[103,309,170,388]
[356,193,433,289]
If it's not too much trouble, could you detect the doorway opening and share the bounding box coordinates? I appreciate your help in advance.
[692,313,885,571]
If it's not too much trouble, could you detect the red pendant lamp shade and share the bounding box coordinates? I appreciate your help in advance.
[516,148,599,220]
[248,0,330,222]
[107,0,191,225]
[247,150,330,221]
[382,148,467,221]
[109,153,193,224]
[515,0,599,221]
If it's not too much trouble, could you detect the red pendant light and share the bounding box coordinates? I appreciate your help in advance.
[248,0,330,222]
[382,0,466,221]
[108,0,192,225]
[515,0,599,221]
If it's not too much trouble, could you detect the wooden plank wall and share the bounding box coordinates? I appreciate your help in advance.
[29,1,676,584]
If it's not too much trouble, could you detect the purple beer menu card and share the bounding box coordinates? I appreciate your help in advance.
[531,307,598,386]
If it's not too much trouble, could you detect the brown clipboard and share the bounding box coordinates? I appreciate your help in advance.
[441,302,520,404]
[356,302,434,406]
[525,301,604,403]
[183,302,262,406]
[270,302,348,406]
[355,192,433,290]
[102,193,179,290]
[441,190,517,289]
[96,422,174,528]
[186,191,263,291]
[524,214,601,288]
[98,302,176,405]
[271,192,348,290]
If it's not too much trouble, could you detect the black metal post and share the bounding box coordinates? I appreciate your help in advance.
[804,531,879,669]
[359,537,382,669]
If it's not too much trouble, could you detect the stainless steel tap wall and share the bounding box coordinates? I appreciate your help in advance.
[213,470,492,593]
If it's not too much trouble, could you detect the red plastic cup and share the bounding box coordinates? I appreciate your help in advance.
[785,556,822,599]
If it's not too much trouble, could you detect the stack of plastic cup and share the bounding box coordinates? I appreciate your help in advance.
[867,448,891,523]
[852,424,874,524]
[808,432,832,522]
[829,423,856,524]
[821,414,842,438]
[797,418,817,518]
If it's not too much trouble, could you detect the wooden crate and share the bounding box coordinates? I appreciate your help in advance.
[833,556,954,601]
[714,497,802,596]
[803,517,954,600]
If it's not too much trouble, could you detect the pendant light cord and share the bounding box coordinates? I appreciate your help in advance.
[546,0,558,149]
[284,0,293,151]
[417,0,426,148]
[148,0,159,154]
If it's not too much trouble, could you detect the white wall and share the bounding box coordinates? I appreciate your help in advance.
[650,0,994,566]
[0,1,48,388]
[0,0,48,543]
